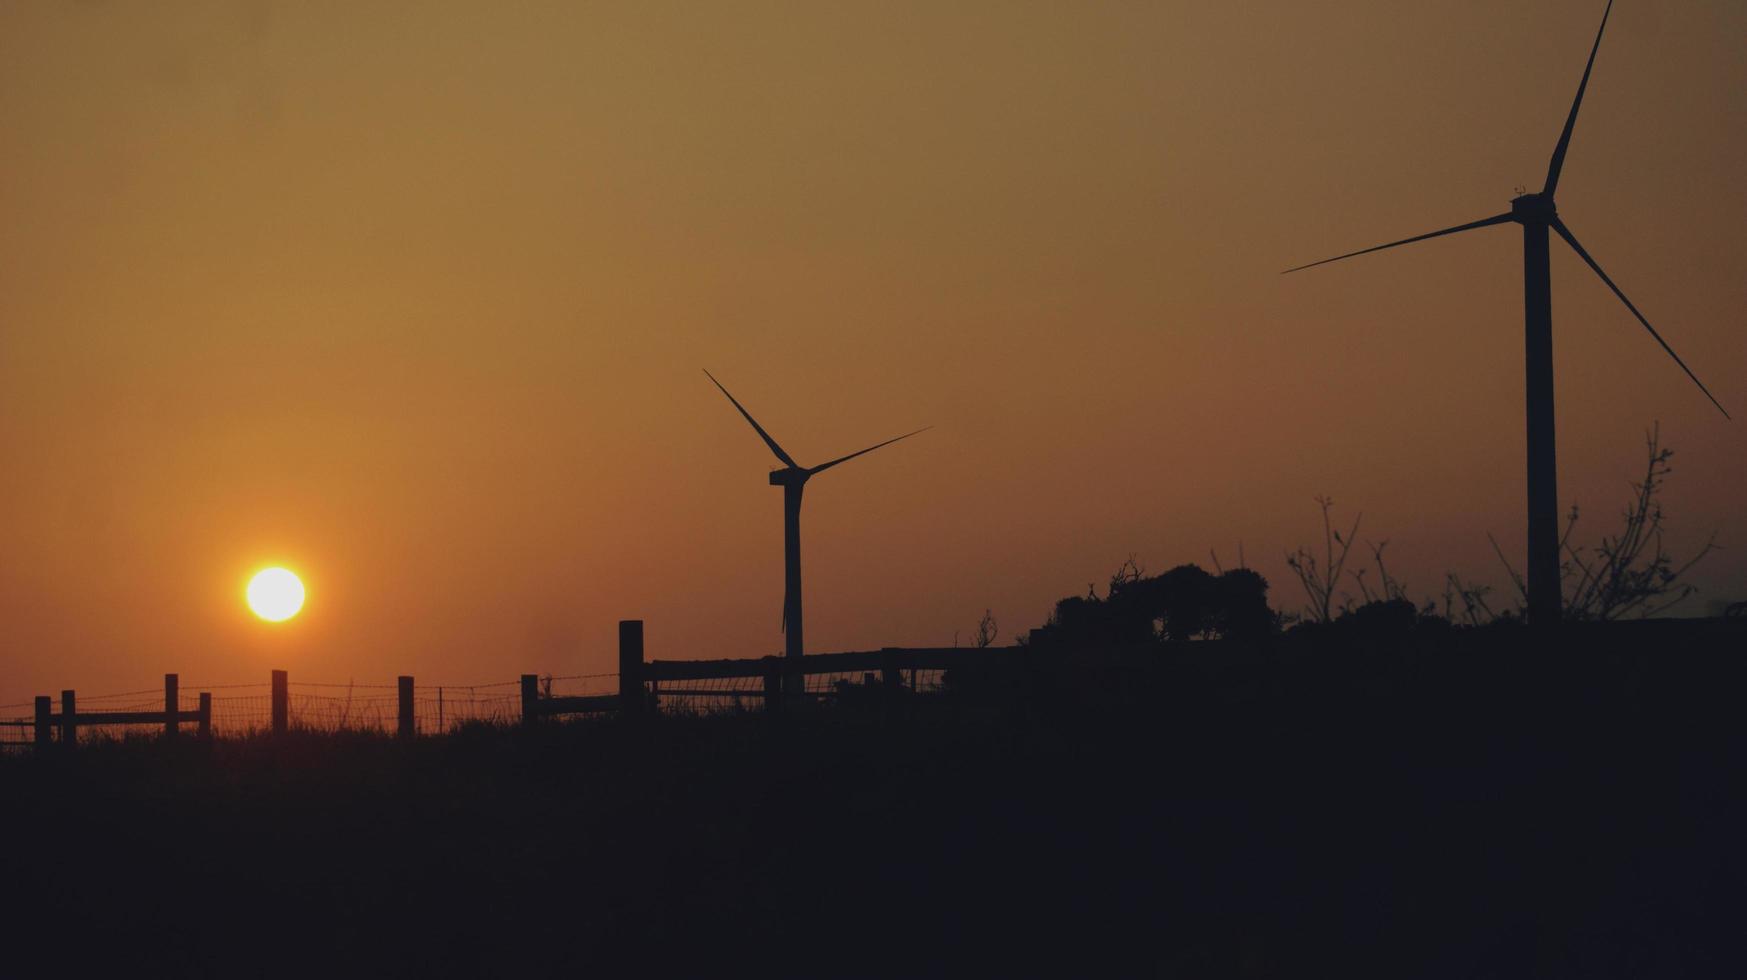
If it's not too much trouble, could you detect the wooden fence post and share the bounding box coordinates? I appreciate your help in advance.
[34,696,51,749]
[619,620,645,713]
[763,658,783,713]
[164,673,179,738]
[60,690,76,747]
[271,669,288,735]
[198,693,212,740]
[398,676,415,739]
[521,674,539,725]
[881,652,902,692]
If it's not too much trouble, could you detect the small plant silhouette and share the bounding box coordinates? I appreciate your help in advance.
[1292,425,1717,626]
[972,609,999,649]
[1491,424,1718,621]
[1284,496,1361,623]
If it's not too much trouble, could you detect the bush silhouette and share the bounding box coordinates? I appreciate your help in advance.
[1336,598,1421,635]
[1214,567,1274,640]
[1035,561,1279,647]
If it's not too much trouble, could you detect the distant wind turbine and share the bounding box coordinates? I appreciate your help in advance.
[1284,0,1729,626]
[705,370,930,680]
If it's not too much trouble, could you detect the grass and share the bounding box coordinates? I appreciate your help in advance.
[4,620,1746,977]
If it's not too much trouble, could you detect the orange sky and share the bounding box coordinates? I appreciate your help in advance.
[2,0,1743,704]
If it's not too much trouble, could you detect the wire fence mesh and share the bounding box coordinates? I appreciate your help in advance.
[651,674,767,714]
[649,667,949,714]
[801,668,946,696]
[0,712,34,752]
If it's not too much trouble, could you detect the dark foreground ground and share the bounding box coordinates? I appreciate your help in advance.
[4,620,1745,977]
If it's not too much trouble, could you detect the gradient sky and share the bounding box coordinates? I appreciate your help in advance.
[2,0,1743,704]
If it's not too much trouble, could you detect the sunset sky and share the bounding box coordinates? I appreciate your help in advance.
[2,0,1742,703]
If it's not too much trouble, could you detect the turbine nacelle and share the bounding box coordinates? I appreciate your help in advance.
[769,467,809,487]
[1510,193,1558,224]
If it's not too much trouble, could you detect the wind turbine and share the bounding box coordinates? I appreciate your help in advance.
[1284,0,1729,626]
[705,369,930,679]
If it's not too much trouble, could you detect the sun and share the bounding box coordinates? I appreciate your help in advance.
[246,567,306,622]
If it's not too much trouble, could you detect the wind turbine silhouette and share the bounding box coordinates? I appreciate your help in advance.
[705,370,930,680]
[1284,0,1728,626]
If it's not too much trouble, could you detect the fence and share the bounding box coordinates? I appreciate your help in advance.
[525,620,1013,719]
[641,644,1000,712]
[1,620,1018,749]
[0,675,214,750]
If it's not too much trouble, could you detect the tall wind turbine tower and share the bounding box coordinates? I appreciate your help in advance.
[1285,0,1728,625]
[705,370,929,679]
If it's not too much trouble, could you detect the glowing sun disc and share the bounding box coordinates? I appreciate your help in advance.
[247,568,305,622]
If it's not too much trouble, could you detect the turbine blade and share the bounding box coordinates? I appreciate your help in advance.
[1544,0,1615,197]
[703,369,798,468]
[1282,213,1514,274]
[1552,218,1730,419]
[807,426,932,476]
